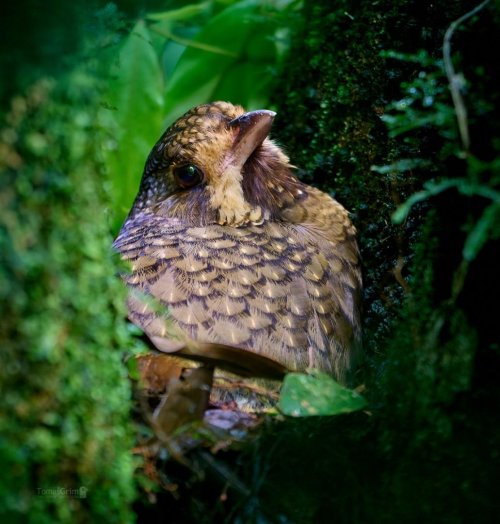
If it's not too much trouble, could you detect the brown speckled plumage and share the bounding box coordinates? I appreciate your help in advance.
[114,101,362,408]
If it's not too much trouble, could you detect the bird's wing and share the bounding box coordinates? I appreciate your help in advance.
[279,186,363,379]
[114,214,291,379]
[114,193,361,381]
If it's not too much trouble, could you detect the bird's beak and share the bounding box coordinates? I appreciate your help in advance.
[228,109,276,168]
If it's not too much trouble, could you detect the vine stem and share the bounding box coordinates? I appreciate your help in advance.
[442,0,491,156]
[149,24,238,57]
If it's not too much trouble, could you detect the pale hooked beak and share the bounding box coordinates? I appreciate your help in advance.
[228,109,276,168]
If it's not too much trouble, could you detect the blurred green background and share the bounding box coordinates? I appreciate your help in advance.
[2,0,299,232]
[1,0,499,522]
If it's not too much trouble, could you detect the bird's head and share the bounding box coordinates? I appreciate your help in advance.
[130,101,304,227]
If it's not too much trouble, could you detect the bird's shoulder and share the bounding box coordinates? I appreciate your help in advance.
[279,185,356,245]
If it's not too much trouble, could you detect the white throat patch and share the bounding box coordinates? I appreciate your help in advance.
[209,164,263,227]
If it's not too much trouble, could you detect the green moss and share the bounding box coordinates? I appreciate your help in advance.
[0,74,136,522]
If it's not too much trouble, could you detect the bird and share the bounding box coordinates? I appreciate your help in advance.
[114,101,362,414]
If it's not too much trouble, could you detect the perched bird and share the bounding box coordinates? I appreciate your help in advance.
[114,102,362,412]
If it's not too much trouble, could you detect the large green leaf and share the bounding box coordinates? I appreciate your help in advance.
[278,371,367,417]
[103,20,164,231]
[214,61,272,110]
[162,0,281,125]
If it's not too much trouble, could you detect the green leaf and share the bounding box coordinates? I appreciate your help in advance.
[126,356,141,381]
[371,158,429,174]
[392,177,500,224]
[463,202,500,261]
[392,179,467,224]
[278,371,367,417]
[163,0,283,125]
[380,49,439,67]
[214,61,272,109]
[103,20,164,231]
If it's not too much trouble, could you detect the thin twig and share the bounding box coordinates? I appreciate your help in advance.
[198,450,251,497]
[442,0,491,156]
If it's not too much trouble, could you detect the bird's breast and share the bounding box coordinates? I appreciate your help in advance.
[118,216,360,377]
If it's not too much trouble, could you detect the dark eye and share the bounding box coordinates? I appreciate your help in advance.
[173,164,203,189]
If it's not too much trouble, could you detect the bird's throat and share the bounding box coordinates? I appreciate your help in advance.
[210,164,263,227]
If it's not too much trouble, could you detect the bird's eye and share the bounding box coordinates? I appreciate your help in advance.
[173,164,203,189]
